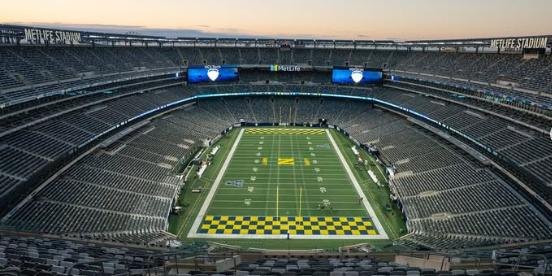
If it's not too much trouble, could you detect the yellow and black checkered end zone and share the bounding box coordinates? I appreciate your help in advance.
[245,128,325,135]
[198,216,378,236]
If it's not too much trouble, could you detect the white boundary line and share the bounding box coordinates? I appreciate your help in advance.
[187,128,245,238]
[188,233,389,240]
[325,129,389,239]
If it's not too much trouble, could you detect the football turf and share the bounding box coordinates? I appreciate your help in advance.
[187,128,386,239]
[212,128,365,217]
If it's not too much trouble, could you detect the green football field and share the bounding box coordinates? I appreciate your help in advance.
[187,128,387,239]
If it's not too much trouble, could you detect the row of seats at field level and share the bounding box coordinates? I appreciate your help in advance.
[1,46,551,107]
[183,245,552,276]
[0,234,172,275]
[225,257,526,276]
[1,232,549,275]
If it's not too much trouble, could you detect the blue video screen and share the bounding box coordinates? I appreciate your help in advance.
[332,68,383,84]
[187,66,239,83]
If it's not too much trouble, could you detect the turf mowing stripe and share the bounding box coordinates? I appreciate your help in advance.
[264,132,276,216]
[290,130,300,216]
[276,184,279,217]
[208,207,366,211]
[275,131,282,217]
[298,154,311,217]
[187,128,245,238]
[299,187,302,216]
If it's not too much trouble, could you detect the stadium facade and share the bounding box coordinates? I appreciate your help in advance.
[0,24,551,274]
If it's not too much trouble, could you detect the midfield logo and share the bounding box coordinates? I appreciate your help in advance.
[278,158,295,165]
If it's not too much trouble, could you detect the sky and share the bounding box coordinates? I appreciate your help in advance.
[2,0,552,40]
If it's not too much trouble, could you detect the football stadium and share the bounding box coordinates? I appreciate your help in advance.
[1,1,552,274]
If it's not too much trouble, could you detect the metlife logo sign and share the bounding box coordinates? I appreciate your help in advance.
[270,65,301,72]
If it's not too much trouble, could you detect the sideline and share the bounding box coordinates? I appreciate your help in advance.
[325,129,389,239]
[187,128,245,238]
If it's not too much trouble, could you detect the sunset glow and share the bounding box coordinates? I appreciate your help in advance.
[2,0,552,40]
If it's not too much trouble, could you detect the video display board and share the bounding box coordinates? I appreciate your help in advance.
[187,65,239,83]
[332,67,383,84]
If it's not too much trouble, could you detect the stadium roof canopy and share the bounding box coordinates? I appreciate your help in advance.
[1,24,551,50]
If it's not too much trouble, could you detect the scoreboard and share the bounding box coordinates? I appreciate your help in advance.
[332,67,383,84]
[186,65,384,85]
[187,65,239,83]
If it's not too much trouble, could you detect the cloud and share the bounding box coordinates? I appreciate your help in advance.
[356,34,375,40]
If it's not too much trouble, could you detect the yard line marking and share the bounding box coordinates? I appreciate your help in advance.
[212,200,360,204]
[219,182,350,185]
[187,128,245,238]
[218,187,355,192]
[208,207,366,211]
